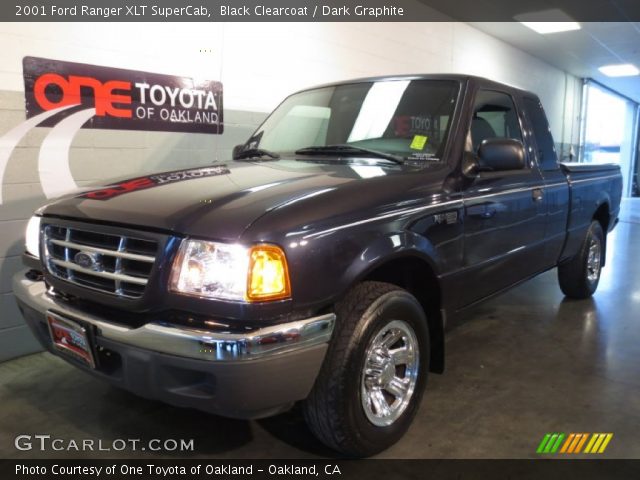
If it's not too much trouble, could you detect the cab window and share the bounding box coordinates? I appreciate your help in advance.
[469,90,523,152]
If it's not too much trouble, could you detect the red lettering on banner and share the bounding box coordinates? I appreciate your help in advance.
[102,80,132,117]
[33,73,77,110]
[33,73,132,118]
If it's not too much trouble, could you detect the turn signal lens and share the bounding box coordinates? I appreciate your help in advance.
[247,245,291,301]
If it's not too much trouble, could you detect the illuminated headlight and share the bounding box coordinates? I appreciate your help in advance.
[25,216,41,259]
[169,240,291,302]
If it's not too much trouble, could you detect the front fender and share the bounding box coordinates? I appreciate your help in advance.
[284,228,442,313]
[343,230,441,291]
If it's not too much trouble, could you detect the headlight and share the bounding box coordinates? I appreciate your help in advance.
[169,240,291,302]
[25,216,41,259]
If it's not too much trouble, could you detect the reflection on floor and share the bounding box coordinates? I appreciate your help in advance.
[1,199,639,459]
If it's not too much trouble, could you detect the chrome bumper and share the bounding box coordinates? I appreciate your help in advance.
[13,271,335,362]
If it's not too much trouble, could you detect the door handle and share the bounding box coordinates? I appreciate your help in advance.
[481,207,497,218]
[532,188,544,202]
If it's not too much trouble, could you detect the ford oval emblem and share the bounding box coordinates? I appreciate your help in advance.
[74,251,101,270]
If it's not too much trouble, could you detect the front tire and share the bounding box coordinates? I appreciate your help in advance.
[558,220,605,299]
[303,281,429,457]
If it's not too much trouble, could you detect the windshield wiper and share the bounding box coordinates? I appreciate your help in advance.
[295,144,404,165]
[233,148,280,160]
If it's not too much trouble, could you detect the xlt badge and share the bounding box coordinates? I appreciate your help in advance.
[433,211,458,225]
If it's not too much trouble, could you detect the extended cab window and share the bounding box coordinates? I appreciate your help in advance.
[523,97,559,170]
[246,79,459,161]
[470,90,523,152]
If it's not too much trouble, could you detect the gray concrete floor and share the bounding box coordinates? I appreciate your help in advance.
[1,199,639,459]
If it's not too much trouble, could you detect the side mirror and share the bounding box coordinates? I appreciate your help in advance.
[232,144,245,160]
[477,138,525,171]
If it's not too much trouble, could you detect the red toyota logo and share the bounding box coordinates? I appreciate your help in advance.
[33,73,132,117]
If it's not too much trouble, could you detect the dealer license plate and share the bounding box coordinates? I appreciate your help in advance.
[47,312,96,368]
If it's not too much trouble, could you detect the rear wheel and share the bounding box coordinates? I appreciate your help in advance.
[558,220,605,299]
[303,281,429,457]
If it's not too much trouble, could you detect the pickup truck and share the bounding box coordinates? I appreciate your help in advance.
[14,74,622,456]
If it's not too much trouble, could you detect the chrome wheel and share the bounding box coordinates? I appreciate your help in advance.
[361,319,420,427]
[586,237,602,283]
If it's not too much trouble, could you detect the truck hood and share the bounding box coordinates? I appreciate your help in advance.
[41,159,447,241]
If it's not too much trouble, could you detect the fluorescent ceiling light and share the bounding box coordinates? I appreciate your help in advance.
[515,9,580,34]
[598,64,640,77]
[519,22,581,34]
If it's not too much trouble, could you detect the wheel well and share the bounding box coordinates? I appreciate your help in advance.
[593,203,610,233]
[362,256,445,373]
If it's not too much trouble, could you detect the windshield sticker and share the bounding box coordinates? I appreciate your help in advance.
[408,152,438,162]
[410,135,428,150]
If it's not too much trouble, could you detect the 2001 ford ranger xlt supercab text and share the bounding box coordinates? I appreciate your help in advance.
[14,75,622,456]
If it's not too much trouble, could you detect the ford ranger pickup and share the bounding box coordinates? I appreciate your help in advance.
[14,74,622,456]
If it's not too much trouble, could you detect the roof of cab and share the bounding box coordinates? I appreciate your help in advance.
[299,73,535,98]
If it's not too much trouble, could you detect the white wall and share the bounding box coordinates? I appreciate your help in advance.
[0,21,583,361]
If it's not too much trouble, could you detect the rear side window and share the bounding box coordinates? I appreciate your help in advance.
[523,97,559,170]
[469,90,523,151]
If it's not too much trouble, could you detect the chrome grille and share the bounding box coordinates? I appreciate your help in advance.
[43,224,158,298]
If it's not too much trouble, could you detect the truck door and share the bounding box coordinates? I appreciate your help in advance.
[521,95,570,266]
[458,89,547,307]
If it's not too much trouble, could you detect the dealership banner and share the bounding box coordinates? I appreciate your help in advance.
[3,0,638,21]
[23,56,223,134]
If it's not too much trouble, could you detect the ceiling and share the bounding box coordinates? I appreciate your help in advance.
[469,22,640,103]
[419,0,639,22]
[416,1,640,103]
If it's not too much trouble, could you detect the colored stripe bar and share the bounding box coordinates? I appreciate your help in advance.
[538,432,613,454]
[544,433,559,453]
[567,434,582,453]
[550,433,565,453]
[584,434,599,453]
[560,434,575,453]
[598,434,613,453]
[591,434,606,453]
[574,433,589,453]
[537,434,552,454]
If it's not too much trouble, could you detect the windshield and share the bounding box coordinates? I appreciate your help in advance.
[243,79,459,162]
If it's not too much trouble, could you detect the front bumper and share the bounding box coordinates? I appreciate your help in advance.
[13,270,335,419]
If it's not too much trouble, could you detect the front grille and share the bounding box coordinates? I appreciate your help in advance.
[43,224,158,299]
